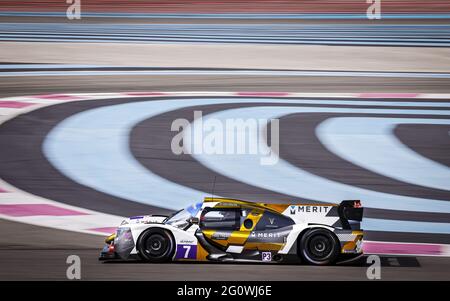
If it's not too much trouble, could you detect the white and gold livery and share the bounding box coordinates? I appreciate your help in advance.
[99,198,364,265]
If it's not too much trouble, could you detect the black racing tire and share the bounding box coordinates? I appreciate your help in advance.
[299,228,340,265]
[137,228,175,263]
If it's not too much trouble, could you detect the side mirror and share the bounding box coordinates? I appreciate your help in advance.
[189,217,199,224]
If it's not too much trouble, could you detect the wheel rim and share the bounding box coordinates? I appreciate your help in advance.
[307,235,333,261]
[145,233,169,258]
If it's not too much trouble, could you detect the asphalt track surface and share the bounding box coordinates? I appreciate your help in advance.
[2,75,450,97]
[1,18,450,281]
[1,218,449,281]
[0,77,449,280]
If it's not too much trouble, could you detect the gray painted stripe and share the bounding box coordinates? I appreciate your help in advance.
[2,69,450,79]
[1,23,449,46]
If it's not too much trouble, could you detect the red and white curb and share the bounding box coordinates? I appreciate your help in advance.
[1,91,450,256]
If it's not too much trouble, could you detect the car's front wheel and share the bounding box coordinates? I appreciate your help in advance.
[299,228,340,265]
[137,228,175,263]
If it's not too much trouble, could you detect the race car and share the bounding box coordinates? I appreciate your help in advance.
[99,197,364,265]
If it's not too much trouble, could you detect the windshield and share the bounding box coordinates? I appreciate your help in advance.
[165,202,203,229]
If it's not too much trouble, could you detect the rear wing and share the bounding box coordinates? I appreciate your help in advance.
[338,200,364,230]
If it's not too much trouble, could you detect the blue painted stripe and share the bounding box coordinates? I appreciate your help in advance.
[1,22,449,46]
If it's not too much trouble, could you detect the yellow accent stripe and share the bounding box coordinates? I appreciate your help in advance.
[205,197,338,213]
[105,233,116,244]
[239,209,263,231]
[227,231,251,245]
[196,243,209,261]
[244,242,285,251]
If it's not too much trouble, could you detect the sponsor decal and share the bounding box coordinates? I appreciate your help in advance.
[268,218,275,225]
[250,232,282,238]
[289,205,296,215]
[261,252,272,262]
[290,205,330,214]
[212,232,230,240]
[180,239,195,244]
[175,244,197,259]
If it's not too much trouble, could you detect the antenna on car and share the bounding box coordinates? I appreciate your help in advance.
[211,175,217,201]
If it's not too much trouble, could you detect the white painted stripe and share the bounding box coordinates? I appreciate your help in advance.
[417,94,450,99]
[362,240,450,257]
[441,244,450,256]
[4,214,123,232]
[316,117,450,191]
[1,91,450,106]
[0,192,52,205]
[0,108,19,115]
[0,179,124,235]
[0,214,123,236]
[0,96,42,103]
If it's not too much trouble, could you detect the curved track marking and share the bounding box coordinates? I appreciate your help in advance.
[186,106,450,215]
[44,99,450,215]
[317,117,450,191]
[1,92,450,253]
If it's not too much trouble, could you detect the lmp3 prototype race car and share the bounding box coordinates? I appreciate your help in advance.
[99,198,364,265]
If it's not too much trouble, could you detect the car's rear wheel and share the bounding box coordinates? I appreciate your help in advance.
[137,228,175,263]
[299,228,340,265]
